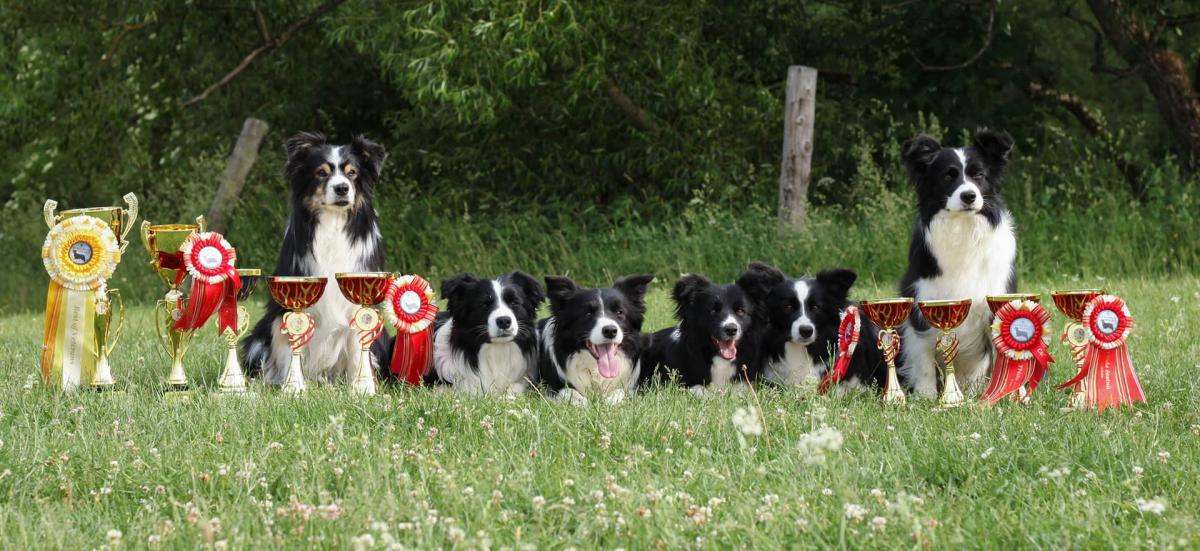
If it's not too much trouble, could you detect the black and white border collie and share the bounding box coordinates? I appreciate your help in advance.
[644,274,759,396]
[244,132,391,384]
[537,274,654,404]
[426,272,545,395]
[898,128,1017,398]
[737,262,885,389]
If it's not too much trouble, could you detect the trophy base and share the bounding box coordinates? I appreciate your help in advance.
[90,383,122,393]
[163,384,193,402]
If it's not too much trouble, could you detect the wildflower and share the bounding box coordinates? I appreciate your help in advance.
[1157,451,1170,464]
[822,488,833,497]
[351,534,375,550]
[685,505,712,524]
[532,496,546,510]
[969,432,982,441]
[562,497,576,506]
[267,442,283,452]
[871,516,888,532]
[843,503,868,522]
[636,507,651,518]
[1133,465,1144,477]
[106,529,122,546]
[797,427,845,465]
[980,447,995,460]
[1135,498,1167,515]
[447,527,466,543]
[732,407,763,436]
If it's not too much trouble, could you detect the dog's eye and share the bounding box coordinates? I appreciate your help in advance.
[944,169,959,182]
[971,168,986,179]
[316,167,330,178]
[346,168,358,179]
[781,303,793,312]
[736,308,747,317]
[615,308,625,318]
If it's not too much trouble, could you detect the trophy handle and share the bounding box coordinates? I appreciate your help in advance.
[140,220,155,264]
[43,199,60,229]
[196,215,207,232]
[107,289,125,353]
[153,300,175,357]
[118,193,139,252]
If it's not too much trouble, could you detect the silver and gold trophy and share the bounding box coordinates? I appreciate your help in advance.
[140,217,204,393]
[217,269,261,394]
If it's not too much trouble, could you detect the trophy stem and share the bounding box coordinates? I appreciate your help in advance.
[1061,321,1090,410]
[90,295,118,390]
[936,330,965,408]
[92,352,116,389]
[349,345,377,395]
[877,328,907,404]
[282,352,307,395]
[348,305,382,396]
[218,343,248,393]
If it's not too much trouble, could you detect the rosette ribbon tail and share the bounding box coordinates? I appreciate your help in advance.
[391,329,433,385]
[1086,343,1146,412]
[216,272,244,335]
[819,306,860,395]
[41,282,98,390]
[980,354,1028,405]
[1025,343,1054,393]
[383,274,439,385]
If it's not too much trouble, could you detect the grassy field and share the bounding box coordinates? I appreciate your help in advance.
[1,275,1198,549]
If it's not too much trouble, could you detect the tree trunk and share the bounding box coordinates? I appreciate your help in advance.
[1086,0,1200,164]
[778,66,817,230]
[206,118,269,234]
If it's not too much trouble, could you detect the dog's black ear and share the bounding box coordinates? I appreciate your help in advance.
[544,275,578,314]
[613,274,654,304]
[508,271,546,309]
[286,131,326,163]
[901,134,942,180]
[350,135,388,180]
[736,262,786,303]
[440,272,479,304]
[672,273,711,308]
[815,268,857,301]
[972,127,1014,167]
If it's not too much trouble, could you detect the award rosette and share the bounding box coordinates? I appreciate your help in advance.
[383,274,438,384]
[173,232,242,332]
[1058,294,1145,411]
[41,215,121,389]
[818,306,860,394]
[981,300,1053,405]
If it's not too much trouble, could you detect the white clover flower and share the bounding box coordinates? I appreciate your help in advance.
[106,529,122,545]
[870,516,888,532]
[843,503,867,522]
[732,407,763,436]
[969,432,982,441]
[797,427,845,465]
[1157,451,1170,464]
[980,447,995,460]
[1133,465,1144,476]
[1135,498,1167,515]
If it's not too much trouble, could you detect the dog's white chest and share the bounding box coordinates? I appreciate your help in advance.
[708,356,739,388]
[433,320,529,394]
[764,342,822,386]
[920,211,1016,302]
[562,351,636,394]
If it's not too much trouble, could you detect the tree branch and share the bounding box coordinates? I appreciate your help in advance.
[179,0,348,108]
[1061,8,1137,79]
[601,75,660,133]
[914,0,995,71]
[253,1,271,44]
[99,20,153,67]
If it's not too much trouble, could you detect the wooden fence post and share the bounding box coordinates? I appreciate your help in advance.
[778,66,817,230]
[206,117,270,234]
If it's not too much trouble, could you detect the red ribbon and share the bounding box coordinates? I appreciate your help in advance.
[982,301,1053,405]
[172,233,242,332]
[391,330,432,385]
[819,306,860,394]
[1076,295,1144,411]
[157,251,187,287]
[383,275,439,385]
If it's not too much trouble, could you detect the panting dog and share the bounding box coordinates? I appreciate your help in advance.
[737,262,885,390]
[243,132,391,384]
[898,128,1017,398]
[643,274,760,396]
[425,271,545,395]
[537,274,655,404]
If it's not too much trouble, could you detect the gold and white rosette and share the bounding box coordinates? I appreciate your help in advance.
[41,215,121,390]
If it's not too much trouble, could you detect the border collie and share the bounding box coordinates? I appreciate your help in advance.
[898,128,1016,398]
[243,132,391,384]
[643,274,759,396]
[426,271,544,395]
[737,262,885,389]
[537,274,655,404]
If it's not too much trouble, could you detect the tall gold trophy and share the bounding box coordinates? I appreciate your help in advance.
[42,193,138,390]
[1051,289,1104,409]
[267,276,327,395]
[860,298,914,404]
[140,217,205,392]
[336,272,391,395]
[217,269,261,394]
[917,298,973,408]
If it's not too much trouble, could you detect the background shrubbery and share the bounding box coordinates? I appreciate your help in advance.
[2,0,1198,312]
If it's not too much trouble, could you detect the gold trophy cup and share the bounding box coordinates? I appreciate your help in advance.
[268,276,327,395]
[45,193,138,390]
[1051,289,1104,409]
[336,272,391,396]
[917,298,973,408]
[217,268,261,394]
[860,298,914,404]
[141,217,205,392]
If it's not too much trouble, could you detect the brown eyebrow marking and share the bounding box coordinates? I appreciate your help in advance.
[318,163,332,173]
[343,163,357,174]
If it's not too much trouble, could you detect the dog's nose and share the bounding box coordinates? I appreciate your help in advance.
[333,183,350,196]
[602,325,618,339]
[959,190,977,205]
[797,325,814,339]
[495,316,512,330]
[722,323,739,338]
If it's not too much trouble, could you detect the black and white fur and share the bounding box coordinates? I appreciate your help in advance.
[426,272,545,395]
[898,128,1017,398]
[537,274,654,404]
[643,274,760,396]
[737,262,885,389]
[243,132,391,384]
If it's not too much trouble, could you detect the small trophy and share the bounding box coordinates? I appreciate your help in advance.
[140,217,204,393]
[860,298,914,404]
[335,272,392,395]
[267,276,327,395]
[217,269,261,394]
[917,299,972,408]
[1051,289,1104,409]
[984,294,1048,404]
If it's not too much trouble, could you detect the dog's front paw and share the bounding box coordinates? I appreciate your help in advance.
[912,377,938,400]
[688,385,710,398]
[604,389,626,405]
[505,382,527,398]
[558,388,588,406]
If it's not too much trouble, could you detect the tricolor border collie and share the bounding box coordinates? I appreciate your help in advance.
[537,274,655,404]
[643,274,759,396]
[426,271,544,395]
[737,262,885,389]
[898,128,1016,398]
[243,132,391,384]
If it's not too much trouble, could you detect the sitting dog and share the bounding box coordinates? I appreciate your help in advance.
[537,274,655,404]
[425,271,544,395]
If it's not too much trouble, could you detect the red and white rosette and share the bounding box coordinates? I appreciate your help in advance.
[1061,294,1144,411]
[173,232,242,332]
[382,274,438,384]
[818,306,860,394]
[981,300,1053,405]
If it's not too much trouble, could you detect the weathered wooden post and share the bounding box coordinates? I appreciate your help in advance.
[778,66,817,230]
[206,117,270,234]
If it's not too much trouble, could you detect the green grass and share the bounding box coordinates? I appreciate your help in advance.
[1,276,1199,549]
